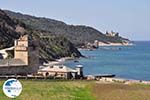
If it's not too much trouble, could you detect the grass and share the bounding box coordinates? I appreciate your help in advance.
[0,80,95,100]
[0,80,150,100]
[93,83,150,100]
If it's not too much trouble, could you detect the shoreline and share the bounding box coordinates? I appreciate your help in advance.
[47,57,150,84]
[98,42,134,46]
[64,58,150,84]
[98,43,134,46]
[98,77,150,85]
[78,43,134,51]
[44,57,76,66]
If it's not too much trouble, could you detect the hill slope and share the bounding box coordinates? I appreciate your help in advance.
[0,9,82,61]
[5,10,129,46]
[0,10,22,49]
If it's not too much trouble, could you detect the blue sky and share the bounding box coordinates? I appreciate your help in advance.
[1,0,150,40]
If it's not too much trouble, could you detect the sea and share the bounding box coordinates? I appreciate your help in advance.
[65,41,150,81]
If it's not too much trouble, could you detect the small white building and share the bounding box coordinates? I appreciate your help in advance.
[38,65,83,79]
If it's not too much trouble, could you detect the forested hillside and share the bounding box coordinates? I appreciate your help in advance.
[5,10,129,46]
[0,9,82,61]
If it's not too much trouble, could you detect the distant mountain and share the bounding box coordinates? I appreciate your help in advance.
[5,10,129,46]
[0,9,82,61]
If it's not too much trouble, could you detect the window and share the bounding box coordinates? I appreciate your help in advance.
[59,66,63,69]
[50,66,53,68]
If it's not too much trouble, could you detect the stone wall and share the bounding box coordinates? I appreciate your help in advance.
[0,66,28,75]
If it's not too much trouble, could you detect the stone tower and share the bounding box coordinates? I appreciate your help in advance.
[14,35,29,65]
[14,35,39,74]
[0,35,39,75]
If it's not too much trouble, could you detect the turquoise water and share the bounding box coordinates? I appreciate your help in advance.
[65,41,150,81]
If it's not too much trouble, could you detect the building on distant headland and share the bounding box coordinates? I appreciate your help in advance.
[93,40,99,48]
[38,65,83,79]
[0,35,39,75]
[105,30,119,37]
[82,40,99,50]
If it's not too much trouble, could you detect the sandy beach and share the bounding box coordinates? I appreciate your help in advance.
[43,57,75,66]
